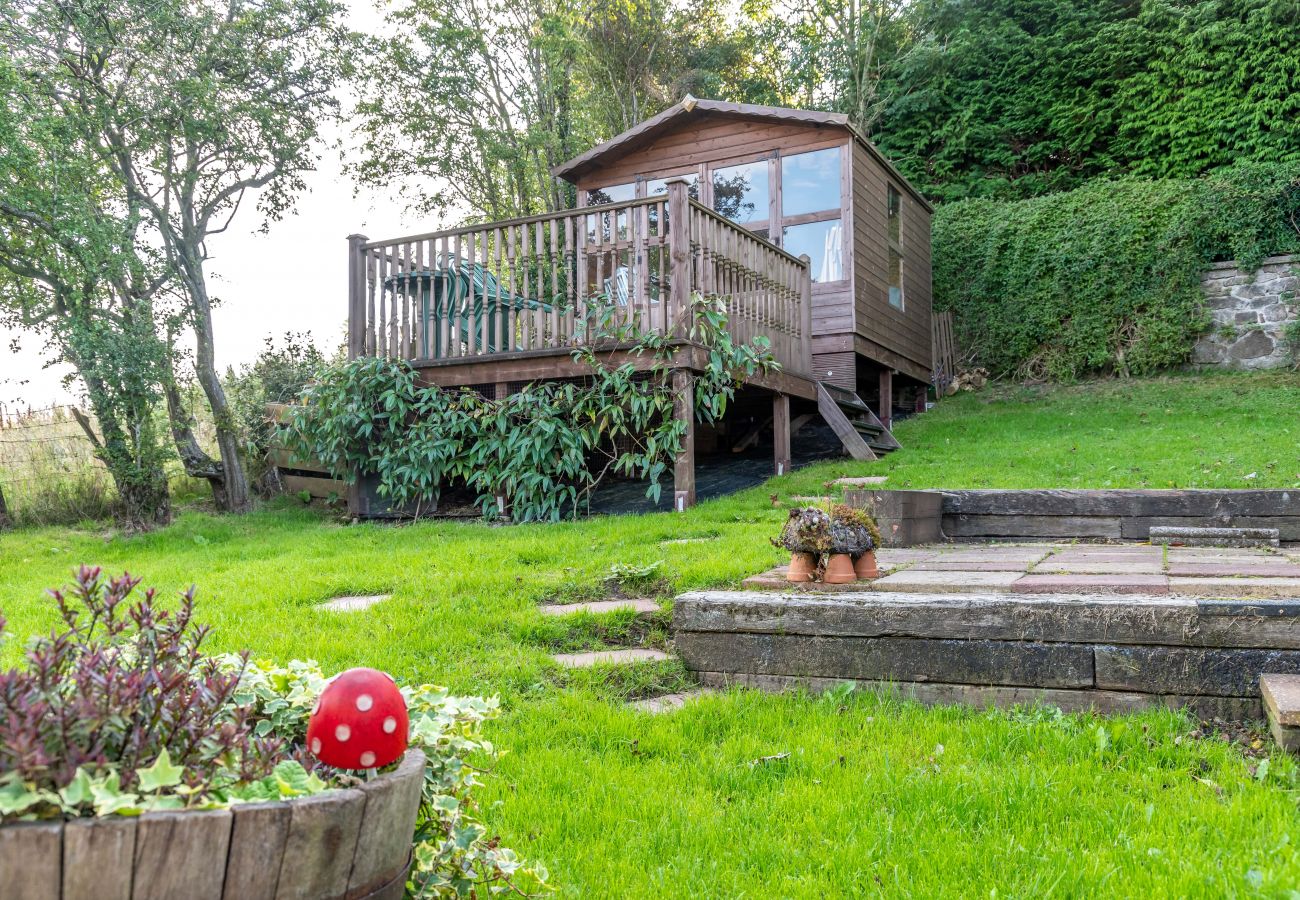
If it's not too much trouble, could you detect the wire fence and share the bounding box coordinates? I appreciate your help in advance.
[0,404,115,525]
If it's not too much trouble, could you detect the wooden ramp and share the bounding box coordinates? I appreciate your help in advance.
[815,383,900,461]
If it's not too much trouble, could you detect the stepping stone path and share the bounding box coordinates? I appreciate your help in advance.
[317,594,389,612]
[540,599,660,617]
[832,476,889,487]
[629,691,710,714]
[552,648,671,667]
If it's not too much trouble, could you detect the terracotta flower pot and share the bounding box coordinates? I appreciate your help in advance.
[823,552,857,584]
[786,551,817,582]
[853,550,880,580]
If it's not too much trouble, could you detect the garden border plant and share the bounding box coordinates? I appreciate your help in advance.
[0,567,549,897]
[282,293,778,522]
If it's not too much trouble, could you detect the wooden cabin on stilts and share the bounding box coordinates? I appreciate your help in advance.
[345,98,934,517]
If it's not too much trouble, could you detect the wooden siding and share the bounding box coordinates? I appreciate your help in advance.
[851,141,932,383]
[570,110,934,387]
[575,114,848,192]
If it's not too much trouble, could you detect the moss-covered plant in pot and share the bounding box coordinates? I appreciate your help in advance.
[0,567,548,899]
[832,504,882,580]
[773,507,833,581]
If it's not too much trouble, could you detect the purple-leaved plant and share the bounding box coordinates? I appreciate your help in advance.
[0,566,283,816]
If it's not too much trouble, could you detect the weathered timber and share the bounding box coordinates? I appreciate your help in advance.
[694,671,1261,720]
[274,789,365,900]
[675,591,1300,649]
[841,489,943,546]
[222,802,291,900]
[0,821,62,900]
[1149,525,1281,548]
[944,514,1123,540]
[942,489,1300,518]
[672,369,696,511]
[132,810,232,900]
[673,631,1095,688]
[64,817,136,900]
[347,750,426,899]
[815,383,876,461]
[1095,645,1300,697]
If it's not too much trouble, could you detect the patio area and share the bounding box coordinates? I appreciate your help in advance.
[746,541,1300,598]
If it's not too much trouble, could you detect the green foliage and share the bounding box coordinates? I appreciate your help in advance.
[933,163,1300,379]
[235,658,550,897]
[283,295,776,522]
[875,0,1300,202]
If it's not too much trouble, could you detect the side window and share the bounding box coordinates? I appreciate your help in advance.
[586,183,635,205]
[780,147,845,284]
[887,184,904,309]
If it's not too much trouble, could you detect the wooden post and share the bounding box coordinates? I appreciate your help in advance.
[879,368,894,431]
[665,177,692,339]
[672,369,696,511]
[798,253,813,375]
[773,392,791,477]
[347,233,368,360]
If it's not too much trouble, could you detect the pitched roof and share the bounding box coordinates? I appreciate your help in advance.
[552,96,932,211]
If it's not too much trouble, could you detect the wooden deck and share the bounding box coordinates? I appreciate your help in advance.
[346,180,813,381]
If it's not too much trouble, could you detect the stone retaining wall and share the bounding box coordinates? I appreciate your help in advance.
[1193,254,1298,369]
[673,591,1300,719]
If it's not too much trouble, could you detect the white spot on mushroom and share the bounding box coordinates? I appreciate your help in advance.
[311,737,321,755]
[355,693,373,712]
[383,716,397,734]
[359,751,376,767]
[335,724,351,742]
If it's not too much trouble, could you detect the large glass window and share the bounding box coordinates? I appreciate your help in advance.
[783,219,844,284]
[887,184,904,308]
[646,174,700,200]
[711,161,769,224]
[587,183,635,205]
[781,147,841,217]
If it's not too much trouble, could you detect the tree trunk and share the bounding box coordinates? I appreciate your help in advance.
[163,378,230,511]
[69,406,172,531]
[179,251,252,513]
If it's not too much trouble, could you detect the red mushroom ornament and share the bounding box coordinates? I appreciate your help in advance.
[306,667,408,770]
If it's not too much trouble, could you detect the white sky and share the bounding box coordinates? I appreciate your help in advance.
[0,1,439,411]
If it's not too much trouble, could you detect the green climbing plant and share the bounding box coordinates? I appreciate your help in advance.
[281,294,777,522]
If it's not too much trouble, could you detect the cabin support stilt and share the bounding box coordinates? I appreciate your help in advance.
[773,393,791,476]
[672,369,696,511]
[878,369,894,431]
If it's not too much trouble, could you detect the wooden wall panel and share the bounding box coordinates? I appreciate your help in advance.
[811,351,856,388]
[576,115,848,190]
[850,142,932,383]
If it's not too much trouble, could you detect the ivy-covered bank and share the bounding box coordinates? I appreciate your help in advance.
[933,162,1300,380]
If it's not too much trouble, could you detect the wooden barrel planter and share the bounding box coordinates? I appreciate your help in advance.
[0,749,425,900]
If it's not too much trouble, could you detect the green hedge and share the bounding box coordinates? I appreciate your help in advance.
[933,163,1300,379]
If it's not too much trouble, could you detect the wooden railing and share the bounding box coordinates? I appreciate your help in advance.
[347,179,812,376]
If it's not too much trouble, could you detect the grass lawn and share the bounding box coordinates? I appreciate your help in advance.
[3,370,1300,896]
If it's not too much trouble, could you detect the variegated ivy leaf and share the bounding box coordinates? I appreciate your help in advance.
[137,748,185,793]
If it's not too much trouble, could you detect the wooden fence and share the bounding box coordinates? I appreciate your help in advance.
[931,309,957,393]
[347,180,812,377]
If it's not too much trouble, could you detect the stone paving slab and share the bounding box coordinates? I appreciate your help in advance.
[1013,574,1170,595]
[1168,577,1300,599]
[832,476,889,487]
[1262,674,1300,726]
[1169,562,1300,578]
[1032,561,1165,575]
[316,594,389,612]
[552,649,671,667]
[870,570,1025,592]
[629,690,711,713]
[873,549,941,564]
[540,599,661,617]
[742,565,898,591]
[910,559,1041,572]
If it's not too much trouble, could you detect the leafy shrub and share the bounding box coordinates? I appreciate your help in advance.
[0,567,286,817]
[1,568,549,896]
[933,162,1300,379]
[282,294,777,522]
